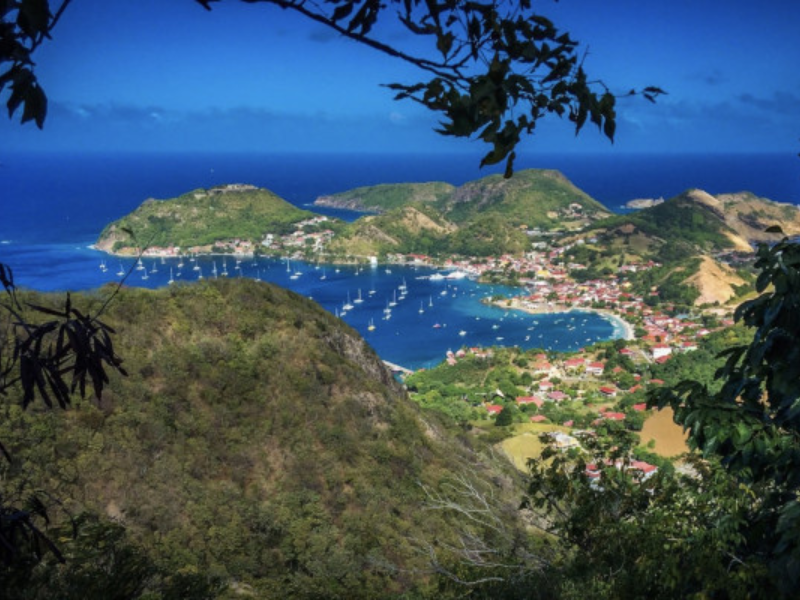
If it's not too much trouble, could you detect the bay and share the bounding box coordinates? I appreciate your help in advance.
[3,150,795,368]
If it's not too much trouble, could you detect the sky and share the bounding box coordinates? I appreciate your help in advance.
[2,0,799,157]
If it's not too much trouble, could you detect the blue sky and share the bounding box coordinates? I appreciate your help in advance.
[3,0,799,157]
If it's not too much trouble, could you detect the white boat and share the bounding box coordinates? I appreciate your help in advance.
[221,258,229,277]
[419,302,424,314]
[343,292,354,311]
[354,289,364,304]
[99,259,107,272]
[116,263,125,277]
[429,296,433,307]
[429,273,445,281]
[151,261,158,274]
[212,261,218,277]
[459,330,467,336]
[141,266,149,280]
[368,286,376,296]
[389,291,397,307]
[368,319,376,331]
[168,268,174,285]
[135,258,144,271]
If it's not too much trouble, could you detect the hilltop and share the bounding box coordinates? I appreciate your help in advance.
[566,188,800,305]
[3,280,524,598]
[315,181,455,213]
[96,184,314,254]
[325,169,612,257]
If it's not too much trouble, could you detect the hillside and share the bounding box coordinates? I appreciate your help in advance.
[314,181,455,213]
[593,188,798,260]
[439,169,611,228]
[329,169,611,257]
[97,184,313,254]
[2,280,523,598]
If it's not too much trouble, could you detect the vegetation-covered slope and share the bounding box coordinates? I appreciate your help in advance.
[97,185,313,253]
[314,181,455,212]
[1,279,522,598]
[329,169,610,257]
[438,169,610,228]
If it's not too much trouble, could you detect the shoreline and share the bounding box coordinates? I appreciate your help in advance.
[489,297,635,341]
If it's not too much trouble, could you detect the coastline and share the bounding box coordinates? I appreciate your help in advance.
[489,297,635,341]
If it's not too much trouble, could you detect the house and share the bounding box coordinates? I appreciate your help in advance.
[485,404,504,416]
[529,415,548,423]
[600,411,626,421]
[651,344,672,360]
[538,380,555,392]
[564,357,586,370]
[516,395,544,408]
[599,386,618,398]
[586,361,605,376]
[632,403,647,412]
[548,391,569,402]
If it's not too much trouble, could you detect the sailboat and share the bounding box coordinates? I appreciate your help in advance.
[141,266,149,280]
[116,263,125,277]
[211,261,218,278]
[320,268,327,281]
[99,259,107,272]
[429,296,433,307]
[367,318,376,331]
[221,258,229,277]
[168,267,174,285]
[419,302,424,314]
[389,290,397,308]
[353,289,364,304]
[343,292,354,311]
[197,266,204,280]
[151,261,158,274]
[368,285,376,296]
[135,258,144,271]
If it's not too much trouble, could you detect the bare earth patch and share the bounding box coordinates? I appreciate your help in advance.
[683,255,746,306]
[639,408,689,458]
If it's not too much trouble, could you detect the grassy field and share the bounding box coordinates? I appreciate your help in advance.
[639,408,690,457]
[500,423,567,471]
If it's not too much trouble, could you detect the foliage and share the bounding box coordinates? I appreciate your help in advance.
[0,279,524,597]
[524,430,769,598]
[650,237,800,595]
[332,168,612,257]
[0,0,73,128]
[318,181,455,213]
[98,186,313,251]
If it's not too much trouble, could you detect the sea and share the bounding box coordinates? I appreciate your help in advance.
[1,151,798,370]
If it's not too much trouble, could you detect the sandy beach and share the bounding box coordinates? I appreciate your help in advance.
[490,297,636,341]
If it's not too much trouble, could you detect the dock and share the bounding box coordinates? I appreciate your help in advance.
[383,360,413,376]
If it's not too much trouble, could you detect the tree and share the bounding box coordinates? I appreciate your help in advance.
[2,0,663,176]
[495,405,514,426]
[650,235,800,595]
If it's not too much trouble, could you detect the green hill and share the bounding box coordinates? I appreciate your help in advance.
[437,169,611,229]
[97,184,313,254]
[314,181,455,213]
[2,280,523,598]
[328,169,611,257]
